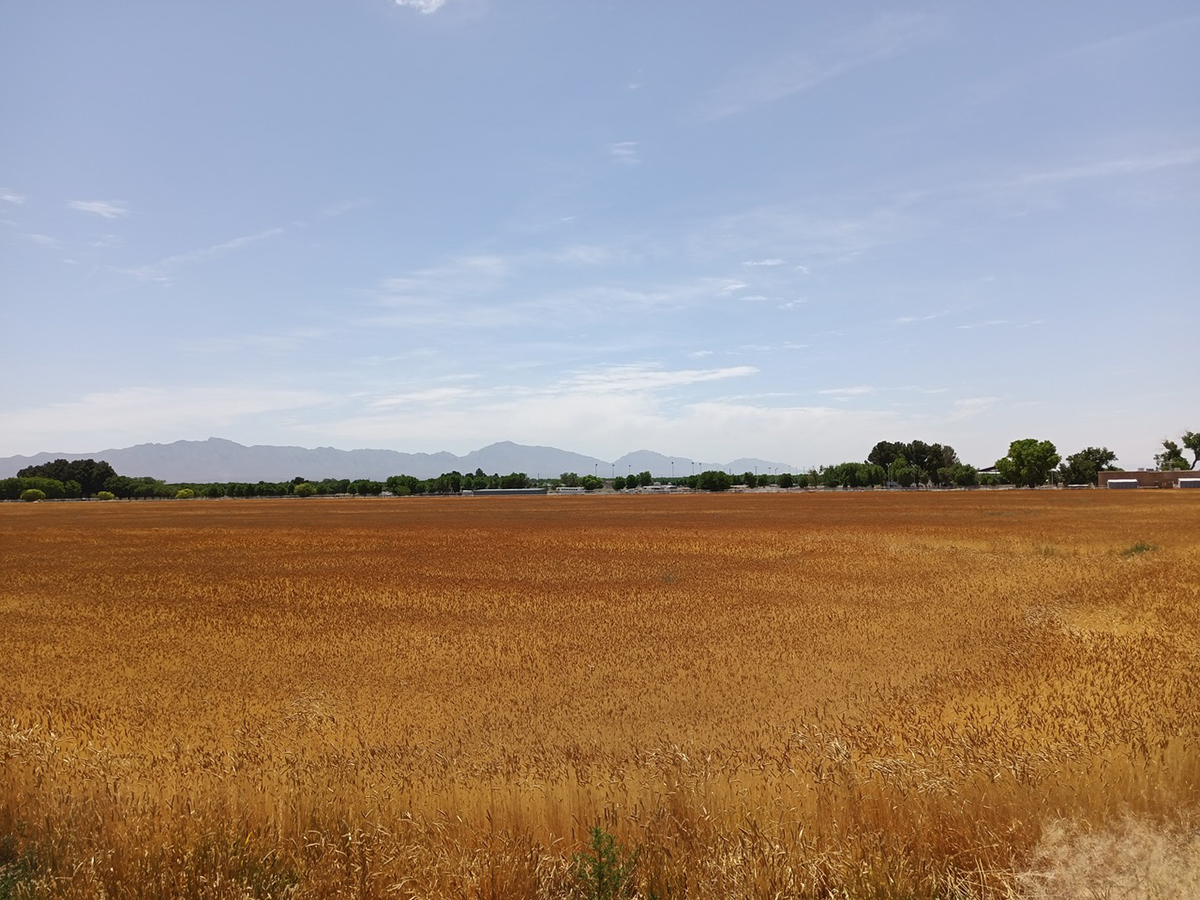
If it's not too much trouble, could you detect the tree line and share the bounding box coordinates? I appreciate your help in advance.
[3,430,1195,500]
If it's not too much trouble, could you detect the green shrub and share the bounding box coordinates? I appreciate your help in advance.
[19,489,45,503]
[96,491,116,501]
[572,825,637,900]
[1121,542,1157,557]
[175,488,195,500]
[293,482,316,497]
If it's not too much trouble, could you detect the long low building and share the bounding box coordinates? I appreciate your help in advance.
[464,487,549,496]
[1099,470,1198,488]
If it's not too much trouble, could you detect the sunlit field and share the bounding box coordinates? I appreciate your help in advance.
[2,492,1199,898]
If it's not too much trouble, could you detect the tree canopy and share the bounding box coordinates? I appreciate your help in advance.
[1059,447,1118,485]
[1155,431,1198,470]
[867,440,959,486]
[695,470,732,492]
[17,458,116,496]
[996,439,1060,488]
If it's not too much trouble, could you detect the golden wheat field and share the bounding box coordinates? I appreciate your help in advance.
[2,491,1199,899]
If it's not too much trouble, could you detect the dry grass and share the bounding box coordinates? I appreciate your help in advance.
[1,491,1198,898]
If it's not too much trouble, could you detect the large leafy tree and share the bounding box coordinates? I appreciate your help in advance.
[1155,432,1198,470]
[1059,447,1118,485]
[996,439,1061,488]
[1186,431,1200,468]
[696,470,731,491]
[867,440,959,485]
[17,458,116,496]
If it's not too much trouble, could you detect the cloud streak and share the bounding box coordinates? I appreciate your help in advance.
[700,11,944,120]
[123,227,284,282]
[394,0,448,13]
[68,200,130,219]
[608,141,640,165]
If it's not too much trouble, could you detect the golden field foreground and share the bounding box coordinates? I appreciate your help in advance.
[2,492,1199,899]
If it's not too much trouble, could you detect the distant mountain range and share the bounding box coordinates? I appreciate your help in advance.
[0,438,798,483]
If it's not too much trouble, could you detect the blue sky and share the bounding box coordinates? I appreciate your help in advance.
[2,1,1196,470]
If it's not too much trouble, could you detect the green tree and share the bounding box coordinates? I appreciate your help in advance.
[946,463,979,487]
[580,474,604,491]
[17,458,116,496]
[560,472,581,488]
[612,475,626,491]
[637,471,652,487]
[1155,440,1188,470]
[867,440,958,485]
[96,490,116,501]
[996,439,1061,488]
[1059,447,1118,485]
[3,476,72,499]
[1184,431,1200,469]
[386,474,425,495]
[293,482,316,497]
[102,475,171,499]
[867,441,907,469]
[19,488,46,502]
[696,470,731,491]
[778,472,795,489]
[892,460,918,488]
[1156,432,1198,470]
[174,488,195,500]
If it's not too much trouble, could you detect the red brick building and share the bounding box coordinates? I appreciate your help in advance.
[1098,470,1199,488]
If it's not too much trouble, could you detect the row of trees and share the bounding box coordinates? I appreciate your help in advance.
[5,431,1195,500]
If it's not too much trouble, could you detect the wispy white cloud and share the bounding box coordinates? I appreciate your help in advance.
[743,258,786,267]
[699,11,944,120]
[952,396,1000,418]
[608,141,640,165]
[185,327,325,356]
[319,198,370,217]
[891,313,943,326]
[368,261,757,331]
[369,386,474,409]
[1,190,25,205]
[1011,147,1199,188]
[956,319,1008,330]
[394,0,448,13]
[568,363,757,394]
[122,227,284,283]
[68,200,130,219]
[953,15,1200,110]
[552,244,621,266]
[22,233,60,249]
[818,385,873,399]
[698,204,927,263]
